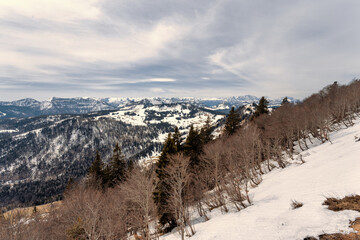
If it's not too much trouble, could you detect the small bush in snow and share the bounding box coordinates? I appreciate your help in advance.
[323,195,360,212]
[291,200,303,209]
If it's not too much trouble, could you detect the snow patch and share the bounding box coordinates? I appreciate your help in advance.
[0,129,18,133]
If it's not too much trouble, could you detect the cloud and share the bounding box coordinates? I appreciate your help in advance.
[206,0,360,97]
[0,0,101,22]
[144,78,176,82]
[150,88,165,93]
[1,0,360,100]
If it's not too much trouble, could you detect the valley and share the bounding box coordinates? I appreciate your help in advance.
[0,96,284,208]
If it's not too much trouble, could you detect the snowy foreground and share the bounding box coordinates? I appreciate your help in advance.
[162,120,360,240]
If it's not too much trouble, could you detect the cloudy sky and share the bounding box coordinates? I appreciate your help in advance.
[1,0,360,101]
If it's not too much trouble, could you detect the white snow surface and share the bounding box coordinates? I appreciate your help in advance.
[162,120,360,240]
[0,129,18,133]
[204,104,230,111]
[97,104,224,129]
[40,100,53,110]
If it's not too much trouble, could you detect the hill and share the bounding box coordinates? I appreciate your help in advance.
[161,118,360,240]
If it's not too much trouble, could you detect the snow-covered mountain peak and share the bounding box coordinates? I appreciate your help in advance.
[13,98,41,107]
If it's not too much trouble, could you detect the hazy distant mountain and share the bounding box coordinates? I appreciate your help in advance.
[0,96,297,119]
[0,97,116,119]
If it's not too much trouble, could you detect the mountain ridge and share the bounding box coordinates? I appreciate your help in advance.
[0,96,298,119]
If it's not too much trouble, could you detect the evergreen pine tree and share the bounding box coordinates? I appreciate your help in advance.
[157,133,177,170]
[173,126,182,151]
[126,158,135,172]
[322,81,339,97]
[88,151,104,186]
[200,115,213,144]
[65,177,75,192]
[153,133,177,231]
[252,96,269,120]
[184,125,202,166]
[102,164,112,188]
[107,143,127,187]
[281,97,289,105]
[224,106,241,135]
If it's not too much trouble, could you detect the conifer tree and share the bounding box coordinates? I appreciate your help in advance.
[153,133,177,231]
[200,115,213,144]
[184,125,202,166]
[224,106,241,135]
[88,151,104,186]
[252,96,269,120]
[107,143,127,187]
[156,133,177,170]
[65,177,75,192]
[281,97,289,105]
[102,164,112,188]
[126,158,135,172]
[173,126,182,151]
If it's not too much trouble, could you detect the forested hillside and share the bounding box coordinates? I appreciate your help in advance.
[0,102,226,208]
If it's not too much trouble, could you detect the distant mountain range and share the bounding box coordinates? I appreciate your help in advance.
[0,96,297,119]
[0,97,114,119]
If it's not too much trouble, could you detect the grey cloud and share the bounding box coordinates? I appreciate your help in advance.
[1,0,360,100]
[101,0,213,27]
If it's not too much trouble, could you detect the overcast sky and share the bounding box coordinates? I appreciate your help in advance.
[1,0,360,101]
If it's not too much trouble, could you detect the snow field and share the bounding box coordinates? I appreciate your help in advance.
[98,104,224,130]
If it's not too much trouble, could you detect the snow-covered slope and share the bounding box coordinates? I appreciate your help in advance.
[162,119,360,240]
[98,103,224,129]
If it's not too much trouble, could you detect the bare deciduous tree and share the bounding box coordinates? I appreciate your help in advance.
[62,184,128,240]
[120,165,157,240]
[164,153,195,240]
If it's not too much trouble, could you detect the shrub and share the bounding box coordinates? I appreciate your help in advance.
[291,200,303,209]
[323,195,360,212]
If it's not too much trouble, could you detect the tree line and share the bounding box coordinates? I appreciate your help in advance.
[2,80,360,240]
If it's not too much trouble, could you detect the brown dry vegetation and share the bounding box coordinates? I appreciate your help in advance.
[3,201,61,220]
[291,200,304,209]
[318,231,360,240]
[323,195,360,212]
